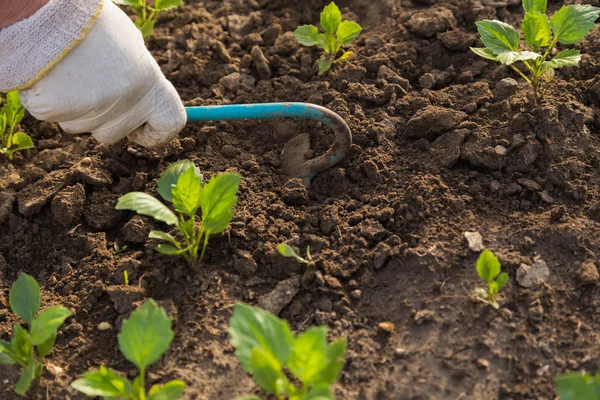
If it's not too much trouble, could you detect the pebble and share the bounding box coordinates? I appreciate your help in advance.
[98,322,112,331]
[464,231,485,252]
[494,145,508,156]
[516,259,550,289]
[378,321,395,334]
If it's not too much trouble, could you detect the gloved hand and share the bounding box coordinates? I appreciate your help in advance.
[0,0,186,148]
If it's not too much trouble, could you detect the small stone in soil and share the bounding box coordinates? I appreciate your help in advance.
[516,259,550,289]
[258,276,301,315]
[464,231,484,252]
[578,260,599,286]
[378,321,395,334]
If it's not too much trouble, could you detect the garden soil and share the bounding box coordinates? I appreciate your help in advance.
[2,0,600,398]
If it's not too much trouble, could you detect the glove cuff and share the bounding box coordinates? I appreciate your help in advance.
[0,0,103,92]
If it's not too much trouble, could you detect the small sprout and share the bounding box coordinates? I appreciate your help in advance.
[475,250,509,309]
[116,159,242,268]
[123,270,130,286]
[113,243,128,256]
[229,303,347,400]
[72,299,185,399]
[0,91,34,159]
[555,371,600,400]
[112,0,183,39]
[294,1,362,74]
[0,273,73,396]
[471,0,600,98]
[277,243,314,265]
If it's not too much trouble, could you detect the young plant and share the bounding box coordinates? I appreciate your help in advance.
[294,2,362,74]
[0,91,34,159]
[71,299,185,399]
[116,159,241,268]
[277,243,314,266]
[229,303,347,400]
[555,371,600,400]
[0,273,72,396]
[112,0,183,39]
[474,250,509,309]
[471,0,600,97]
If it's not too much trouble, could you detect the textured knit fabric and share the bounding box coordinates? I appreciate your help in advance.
[19,0,186,148]
[0,0,103,92]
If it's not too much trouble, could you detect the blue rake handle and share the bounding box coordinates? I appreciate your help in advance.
[185,103,352,182]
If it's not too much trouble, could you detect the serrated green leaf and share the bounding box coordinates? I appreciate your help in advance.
[149,230,179,245]
[522,10,551,50]
[320,2,342,34]
[9,273,40,326]
[318,57,334,73]
[542,48,581,69]
[249,347,286,394]
[495,50,541,65]
[476,250,501,283]
[199,172,241,235]
[555,372,600,400]
[36,333,56,359]
[116,192,178,226]
[336,20,362,44]
[154,0,182,11]
[71,365,133,397]
[322,338,347,385]
[475,20,520,54]
[229,303,294,373]
[7,132,34,156]
[118,299,174,371]
[294,25,320,46]
[523,0,547,14]
[148,380,186,400]
[30,306,72,346]
[550,5,600,45]
[3,91,24,126]
[11,325,32,361]
[14,359,37,396]
[288,327,328,386]
[470,47,498,61]
[306,383,334,400]
[158,160,202,203]
[172,167,202,216]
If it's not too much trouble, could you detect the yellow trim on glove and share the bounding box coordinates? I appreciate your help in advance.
[13,0,104,91]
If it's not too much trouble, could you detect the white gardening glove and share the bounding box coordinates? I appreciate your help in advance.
[0,0,186,148]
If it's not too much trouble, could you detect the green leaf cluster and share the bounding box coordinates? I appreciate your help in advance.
[111,0,183,38]
[71,299,185,400]
[555,372,600,400]
[471,0,600,97]
[293,2,362,74]
[0,273,72,396]
[474,250,509,309]
[116,159,241,267]
[229,303,347,400]
[0,91,33,159]
[277,243,313,265]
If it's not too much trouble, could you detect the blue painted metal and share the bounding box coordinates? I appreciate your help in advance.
[186,103,334,129]
[184,102,352,183]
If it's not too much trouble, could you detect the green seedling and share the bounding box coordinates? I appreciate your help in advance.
[294,1,362,74]
[474,250,509,309]
[277,243,315,266]
[0,91,34,159]
[71,299,185,399]
[112,0,183,39]
[116,159,241,268]
[555,371,600,400]
[113,243,128,256]
[229,303,347,400]
[0,273,72,396]
[471,0,600,97]
[124,270,130,286]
